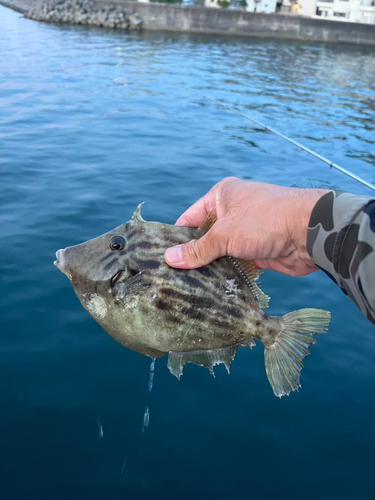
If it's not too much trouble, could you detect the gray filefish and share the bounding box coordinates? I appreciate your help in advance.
[54,204,330,397]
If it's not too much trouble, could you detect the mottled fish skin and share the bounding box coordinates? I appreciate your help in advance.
[54,205,331,397]
[55,210,269,357]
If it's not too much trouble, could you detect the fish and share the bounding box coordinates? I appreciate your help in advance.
[54,204,330,397]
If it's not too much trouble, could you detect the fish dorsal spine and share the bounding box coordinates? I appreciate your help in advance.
[131,203,146,222]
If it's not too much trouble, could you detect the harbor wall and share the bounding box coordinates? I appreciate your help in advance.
[1,0,375,47]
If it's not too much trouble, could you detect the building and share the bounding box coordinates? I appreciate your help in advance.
[204,0,375,22]
[204,0,220,7]
[300,0,318,16]
[280,0,317,16]
[203,0,277,10]
[316,0,375,22]
[246,0,278,12]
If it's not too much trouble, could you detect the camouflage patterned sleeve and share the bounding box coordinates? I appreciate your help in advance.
[307,191,375,325]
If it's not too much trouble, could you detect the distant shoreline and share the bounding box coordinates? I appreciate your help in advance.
[2,0,375,47]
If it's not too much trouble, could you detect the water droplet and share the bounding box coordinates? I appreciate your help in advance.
[141,407,150,433]
[96,418,103,439]
[148,358,156,392]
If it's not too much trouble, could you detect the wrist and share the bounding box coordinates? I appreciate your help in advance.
[290,188,330,269]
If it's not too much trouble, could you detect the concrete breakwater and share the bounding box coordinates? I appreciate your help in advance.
[25,0,143,29]
[1,0,375,46]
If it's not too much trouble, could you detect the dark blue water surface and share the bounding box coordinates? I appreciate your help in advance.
[1,6,375,499]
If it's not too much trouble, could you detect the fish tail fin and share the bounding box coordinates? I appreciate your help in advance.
[264,308,330,398]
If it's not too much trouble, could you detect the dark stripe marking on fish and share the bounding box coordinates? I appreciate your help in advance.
[225,307,244,320]
[179,275,207,290]
[103,258,119,270]
[159,288,215,308]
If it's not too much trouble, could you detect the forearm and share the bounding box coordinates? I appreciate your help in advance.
[307,191,375,324]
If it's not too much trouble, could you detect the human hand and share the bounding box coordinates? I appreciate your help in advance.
[164,177,329,277]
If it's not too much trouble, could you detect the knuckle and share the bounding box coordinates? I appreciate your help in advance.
[221,176,237,183]
[187,239,204,265]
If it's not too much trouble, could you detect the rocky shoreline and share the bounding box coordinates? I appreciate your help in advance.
[25,0,143,29]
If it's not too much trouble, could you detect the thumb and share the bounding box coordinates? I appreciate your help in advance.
[164,232,225,269]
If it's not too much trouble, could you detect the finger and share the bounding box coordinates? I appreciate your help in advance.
[175,195,211,228]
[164,228,226,269]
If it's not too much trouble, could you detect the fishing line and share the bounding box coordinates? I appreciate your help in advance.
[207,99,375,193]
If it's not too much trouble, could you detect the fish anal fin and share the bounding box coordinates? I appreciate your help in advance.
[167,344,238,379]
[131,203,146,222]
[241,337,256,350]
[228,256,270,309]
[199,209,217,234]
[264,308,330,397]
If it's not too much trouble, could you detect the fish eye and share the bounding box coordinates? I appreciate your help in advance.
[109,236,125,251]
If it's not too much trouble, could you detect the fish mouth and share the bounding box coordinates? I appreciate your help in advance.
[110,269,125,288]
[54,249,64,270]
[54,248,72,280]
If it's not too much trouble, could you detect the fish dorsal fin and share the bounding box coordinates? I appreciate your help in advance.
[199,209,217,233]
[131,202,146,222]
[198,210,270,309]
[228,257,270,309]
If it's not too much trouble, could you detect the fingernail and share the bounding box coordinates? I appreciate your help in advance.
[165,245,183,265]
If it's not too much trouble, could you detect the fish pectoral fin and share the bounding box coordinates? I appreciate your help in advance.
[264,308,331,398]
[167,344,239,380]
[113,271,151,300]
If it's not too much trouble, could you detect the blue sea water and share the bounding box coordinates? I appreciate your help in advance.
[1,5,375,499]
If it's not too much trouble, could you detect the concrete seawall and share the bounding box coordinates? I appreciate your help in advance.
[2,0,375,47]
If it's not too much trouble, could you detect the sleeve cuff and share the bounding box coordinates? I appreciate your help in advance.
[307,190,375,323]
